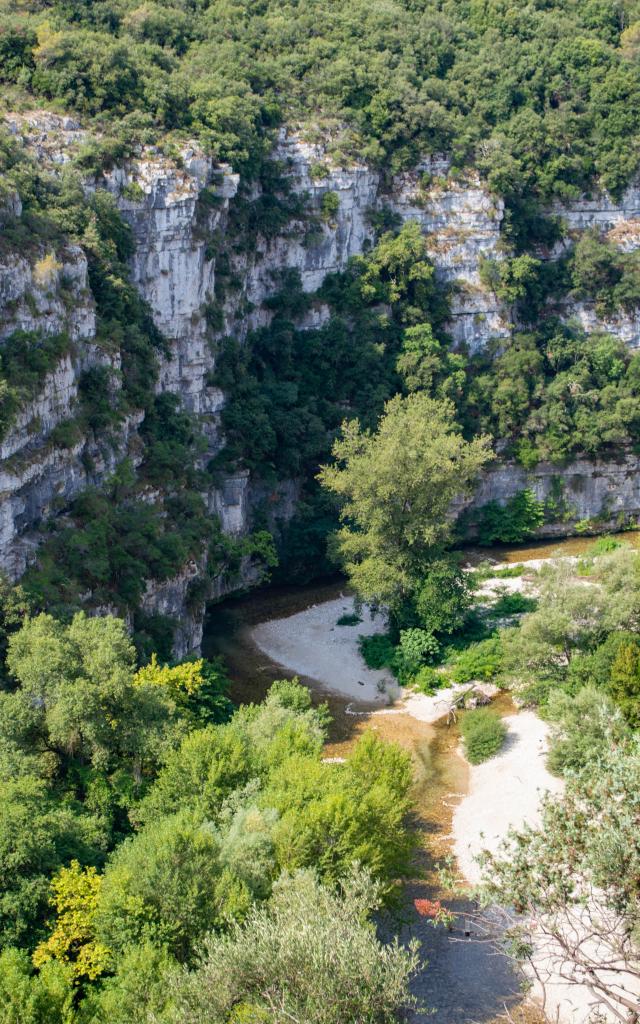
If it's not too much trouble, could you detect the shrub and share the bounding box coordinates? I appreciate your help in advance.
[320,190,340,221]
[166,869,419,1024]
[415,557,472,635]
[450,637,503,684]
[358,633,396,670]
[493,564,527,578]
[460,708,506,764]
[545,685,629,776]
[336,613,362,626]
[585,535,624,557]
[411,665,447,695]
[475,489,545,545]
[394,629,439,681]
[487,592,537,618]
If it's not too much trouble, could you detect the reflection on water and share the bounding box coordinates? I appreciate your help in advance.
[466,526,640,564]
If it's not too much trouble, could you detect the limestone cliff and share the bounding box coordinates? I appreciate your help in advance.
[3,113,640,655]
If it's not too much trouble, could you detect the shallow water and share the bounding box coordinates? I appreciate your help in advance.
[202,530,624,1020]
[466,526,640,564]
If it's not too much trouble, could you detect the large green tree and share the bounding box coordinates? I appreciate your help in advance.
[319,393,493,609]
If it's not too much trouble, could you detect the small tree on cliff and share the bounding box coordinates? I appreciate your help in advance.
[318,393,493,610]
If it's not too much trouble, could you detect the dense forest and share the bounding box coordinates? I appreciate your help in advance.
[2,0,640,1021]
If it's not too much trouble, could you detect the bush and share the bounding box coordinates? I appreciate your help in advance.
[545,685,629,776]
[450,637,503,684]
[358,634,396,670]
[415,557,472,635]
[460,708,506,765]
[336,613,362,626]
[410,665,447,695]
[393,628,439,682]
[475,489,546,545]
[487,592,537,618]
[166,868,419,1024]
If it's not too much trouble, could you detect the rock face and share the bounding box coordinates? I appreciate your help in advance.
[3,115,640,654]
[461,452,640,537]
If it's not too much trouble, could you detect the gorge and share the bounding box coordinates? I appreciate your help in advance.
[4,112,640,657]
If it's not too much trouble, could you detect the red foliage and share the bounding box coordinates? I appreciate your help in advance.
[414,898,444,918]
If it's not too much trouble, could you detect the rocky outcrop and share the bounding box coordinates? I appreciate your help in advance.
[4,114,640,655]
[462,452,640,537]
[0,237,130,577]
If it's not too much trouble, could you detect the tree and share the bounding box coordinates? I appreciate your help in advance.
[414,556,472,635]
[78,942,175,1024]
[33,861,109,983]
[0,776,105,950]
[262,731,416,891]
[500,560,607,703]
[608,641,640,727]
[318,393,493,609]
[479,741,640,1024]
[0,948,74,1024]
[94,809,251,964]
[545,685,630,775]
[161,868,420,1024]
[5,613,172,777]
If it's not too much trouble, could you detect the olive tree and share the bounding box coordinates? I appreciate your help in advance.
[478,741,640,1024]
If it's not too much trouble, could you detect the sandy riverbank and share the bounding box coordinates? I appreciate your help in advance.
[452,711,563,884]
[251,593,501,717]
[251,595,393,703]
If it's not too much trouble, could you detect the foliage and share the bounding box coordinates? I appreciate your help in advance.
[33,861,109,982]
[336,613,362,627]
[214,224,443,483]
[0,948,74,1024]
[319,393,493,610]
[413,557,472,636]
[570,230,640,316]
[474,489,546,545]
[94,809,251,964]
[358,634,396,671]
[5,612,172,776]
[499,560,608,703]
[486,592,537,619]
[0,775,106,951]
[0,331,71,440]
[132,654,233,725]
[478,741,640,1021]
[77,942,175,1024]
[4,0,640,203]
[466,325,640,467]
[450,637,503,685]
[608,639,640,727]
[161,868,420,1024]
[459,708,506,765]
[393,628,439,683]
[410,665,446,696]
[545,685,630,776]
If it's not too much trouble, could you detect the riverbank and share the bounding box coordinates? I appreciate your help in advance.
[452,711,563,885]
[251,595,392,703]
[204,548,626,1024]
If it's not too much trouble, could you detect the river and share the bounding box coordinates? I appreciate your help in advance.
[201,531,636,1023]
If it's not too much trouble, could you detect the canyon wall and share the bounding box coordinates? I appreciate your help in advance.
[3,114,640,653]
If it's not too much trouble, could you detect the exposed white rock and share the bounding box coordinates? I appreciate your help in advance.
[0,245,95,342]
[6,114,640,655]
